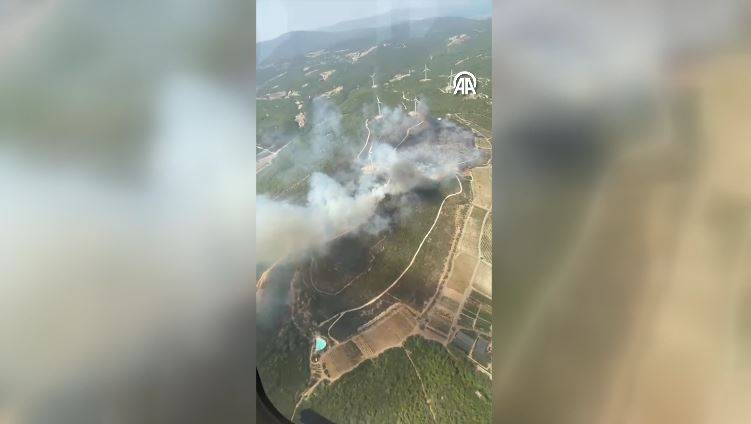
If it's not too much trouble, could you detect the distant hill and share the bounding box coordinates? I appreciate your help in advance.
[257,16,487,64]
[316,5,490,33]
[257,30,348,64]
[315,9,424,33]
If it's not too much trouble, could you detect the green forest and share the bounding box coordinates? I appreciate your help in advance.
[297,336,491,423]
[298,346,432,423]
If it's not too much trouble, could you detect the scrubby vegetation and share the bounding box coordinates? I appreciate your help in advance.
[258,319,311,418]
[298,347,432,423]
[298,336,491,423]
[390,176,470,311]
[406,337,491,423]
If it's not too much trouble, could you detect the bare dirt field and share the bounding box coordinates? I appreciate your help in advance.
[459,206,487,254]
[441,287,465,303]
[471,166,492,210]
[472,260,492,298]
[446,252,477,293]
[321,340,363,381]
[320,304,417,380]
[352,304,417,356]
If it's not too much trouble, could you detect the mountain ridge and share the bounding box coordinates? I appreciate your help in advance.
[257,16,489,64]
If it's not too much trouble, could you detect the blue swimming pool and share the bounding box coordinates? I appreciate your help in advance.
[314,337,327,352]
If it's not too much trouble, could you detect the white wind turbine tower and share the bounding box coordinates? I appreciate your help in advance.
[422,64,431,81]
[401,91,409,110]
[413,96,419,113]
[376,95,382,116]
[446,68,455,92]
[370,72,377,88]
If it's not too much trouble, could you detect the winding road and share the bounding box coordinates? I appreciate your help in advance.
[325,174,463,339]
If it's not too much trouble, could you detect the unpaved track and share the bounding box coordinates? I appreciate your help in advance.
[326,175,463,336]
[356,118,371,161]
[256,139,293,174]
[405,348,438,422]
[290,379,321,420]
[396,121,425,148]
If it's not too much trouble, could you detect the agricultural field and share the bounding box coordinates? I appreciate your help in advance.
[320,340,364,381]
[446,252,477,293]
[470,166,492,210]
[351,305,417,357]
[459,205,487,254]
[480,212,492,263]
[473,260,492,297]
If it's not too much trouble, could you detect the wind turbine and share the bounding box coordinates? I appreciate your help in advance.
[422,64,431,81]
[376,96,382,116]
[400,91,409,110]
[446,68,455,92]
[370,72,377,88]
[413,96,419,113]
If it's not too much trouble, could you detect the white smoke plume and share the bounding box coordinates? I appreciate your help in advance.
[256,102,479,264]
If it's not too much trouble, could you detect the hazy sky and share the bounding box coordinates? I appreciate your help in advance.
[257,0,488,41]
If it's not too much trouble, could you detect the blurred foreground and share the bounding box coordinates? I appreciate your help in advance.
[0,1,254,423]
[493,2,751,423]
